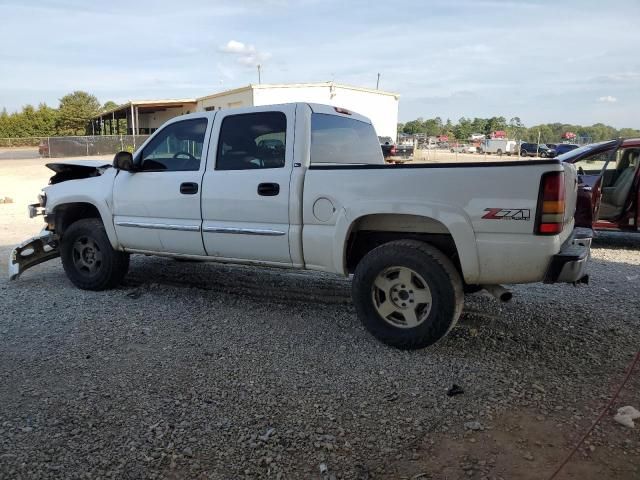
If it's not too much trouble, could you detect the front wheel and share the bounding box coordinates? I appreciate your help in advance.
[61,218,129,290]
[352,240,463,349]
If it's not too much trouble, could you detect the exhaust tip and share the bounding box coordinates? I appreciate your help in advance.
[481,284,513,303]
[500,291,513,302]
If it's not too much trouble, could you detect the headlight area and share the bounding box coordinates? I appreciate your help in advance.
[27,192,47,218]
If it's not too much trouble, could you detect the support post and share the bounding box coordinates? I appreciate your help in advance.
[130,103,136,148]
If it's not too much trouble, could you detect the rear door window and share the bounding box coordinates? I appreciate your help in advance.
[311,114,383,164]
[215,112,286,170]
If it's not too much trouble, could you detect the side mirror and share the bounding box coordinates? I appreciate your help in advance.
[113,151,135,171]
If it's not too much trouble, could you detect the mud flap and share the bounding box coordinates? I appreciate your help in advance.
[8,230,59,280]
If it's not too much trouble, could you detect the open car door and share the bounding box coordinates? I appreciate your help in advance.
[558,140,622,228]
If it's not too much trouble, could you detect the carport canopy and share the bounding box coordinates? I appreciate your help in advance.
[90,99,197,135]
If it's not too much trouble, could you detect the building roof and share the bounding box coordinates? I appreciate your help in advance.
[94,99,197,119]
[91,82,399,120]
[196,82,399,102]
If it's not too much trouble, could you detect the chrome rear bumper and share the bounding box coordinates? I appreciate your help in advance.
[544,227,592,284]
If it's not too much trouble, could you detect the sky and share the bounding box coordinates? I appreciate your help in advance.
[0,0,639,128]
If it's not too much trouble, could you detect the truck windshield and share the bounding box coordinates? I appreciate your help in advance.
[311,113,383,165]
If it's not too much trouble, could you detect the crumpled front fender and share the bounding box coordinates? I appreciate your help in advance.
[8,229,60,280]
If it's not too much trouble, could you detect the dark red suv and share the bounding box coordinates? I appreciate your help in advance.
[560,139,640,231]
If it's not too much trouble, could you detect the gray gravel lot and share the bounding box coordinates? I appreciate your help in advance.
[0,157,639,479]
[1,232,639,479]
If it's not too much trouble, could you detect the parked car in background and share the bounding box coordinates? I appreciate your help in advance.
[379,136,413,163]
[520,142,555,158]
[480,138,517,156]
[554,143,579,156]
[450,144,477,154]
[563,139,640,232]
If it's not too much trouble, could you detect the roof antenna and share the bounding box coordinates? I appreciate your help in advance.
[257,64,262,84]
[376,73,380,89]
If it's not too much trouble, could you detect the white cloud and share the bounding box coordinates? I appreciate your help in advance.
[598,95,618,103]
[219,40,270,67]
[220,40,255,54]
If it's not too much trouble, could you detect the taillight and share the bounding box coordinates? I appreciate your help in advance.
[535,171,565,235]
[390,146,397,155]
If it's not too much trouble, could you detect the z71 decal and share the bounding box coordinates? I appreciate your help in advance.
[482,208,531,221]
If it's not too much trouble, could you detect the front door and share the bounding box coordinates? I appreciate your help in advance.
[112,115,212,255]
[200,106,295,265]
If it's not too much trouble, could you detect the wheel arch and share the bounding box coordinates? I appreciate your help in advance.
[335,208,480,283]
[50,200,119,249]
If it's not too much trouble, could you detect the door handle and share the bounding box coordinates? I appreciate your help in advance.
[180,182,199,195]
[257,182,280,196]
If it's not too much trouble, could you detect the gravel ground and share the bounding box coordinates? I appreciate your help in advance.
[0,157,639,479]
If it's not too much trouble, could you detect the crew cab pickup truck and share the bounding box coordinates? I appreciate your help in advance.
[10,103,592,349]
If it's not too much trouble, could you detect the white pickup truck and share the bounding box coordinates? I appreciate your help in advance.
[10,103,592,349]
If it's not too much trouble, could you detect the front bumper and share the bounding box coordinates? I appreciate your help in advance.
[544,227,593,283]
[8,229,59,280]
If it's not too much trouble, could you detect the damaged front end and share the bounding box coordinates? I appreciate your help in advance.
[8,229,59,280]
[9,159,111,280]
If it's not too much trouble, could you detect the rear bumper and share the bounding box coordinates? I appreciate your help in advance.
[544,227,593,283]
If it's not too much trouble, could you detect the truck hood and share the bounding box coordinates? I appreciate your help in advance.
[46,159,112,184]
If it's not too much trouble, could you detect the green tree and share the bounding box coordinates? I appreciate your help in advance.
[56,91,101,135]
[102,100,119,112]
[454,117,473,141]
[485,116,507,135]
[402,118,424,135]
[507,117,525,141]
[619,127,640,138]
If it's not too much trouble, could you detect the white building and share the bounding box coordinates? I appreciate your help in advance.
[93,82,399,141]
[196,83,399,140]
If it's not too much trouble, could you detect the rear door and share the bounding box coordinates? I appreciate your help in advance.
[200,105,295,265]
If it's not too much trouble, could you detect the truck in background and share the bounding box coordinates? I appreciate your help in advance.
[481,138,517,156]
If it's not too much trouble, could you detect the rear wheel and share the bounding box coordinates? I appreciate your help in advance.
[61,218,129,290]
[352,240,463,350]
[497,149,503,157]
[520,149,527,157]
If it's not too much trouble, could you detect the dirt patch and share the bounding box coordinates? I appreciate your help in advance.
[379,370,640,480]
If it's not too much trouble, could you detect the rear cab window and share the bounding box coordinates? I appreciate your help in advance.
[311,113,383,165]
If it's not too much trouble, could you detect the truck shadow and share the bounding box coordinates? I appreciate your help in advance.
[592,230,640,251]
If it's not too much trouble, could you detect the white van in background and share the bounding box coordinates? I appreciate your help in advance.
[481,138,517,156]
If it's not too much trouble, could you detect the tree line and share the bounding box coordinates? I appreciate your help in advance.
[2,92,639,144]
[0,91,117,138]
[398,116,640,143]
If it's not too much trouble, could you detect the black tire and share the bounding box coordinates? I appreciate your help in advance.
[520,149,527,157]
[352,240,463,350]
[61,218,129,290]
[497,149,503,157]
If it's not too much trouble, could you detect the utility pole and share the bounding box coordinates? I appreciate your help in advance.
[376,73,380,89]
[257,64,262,84]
